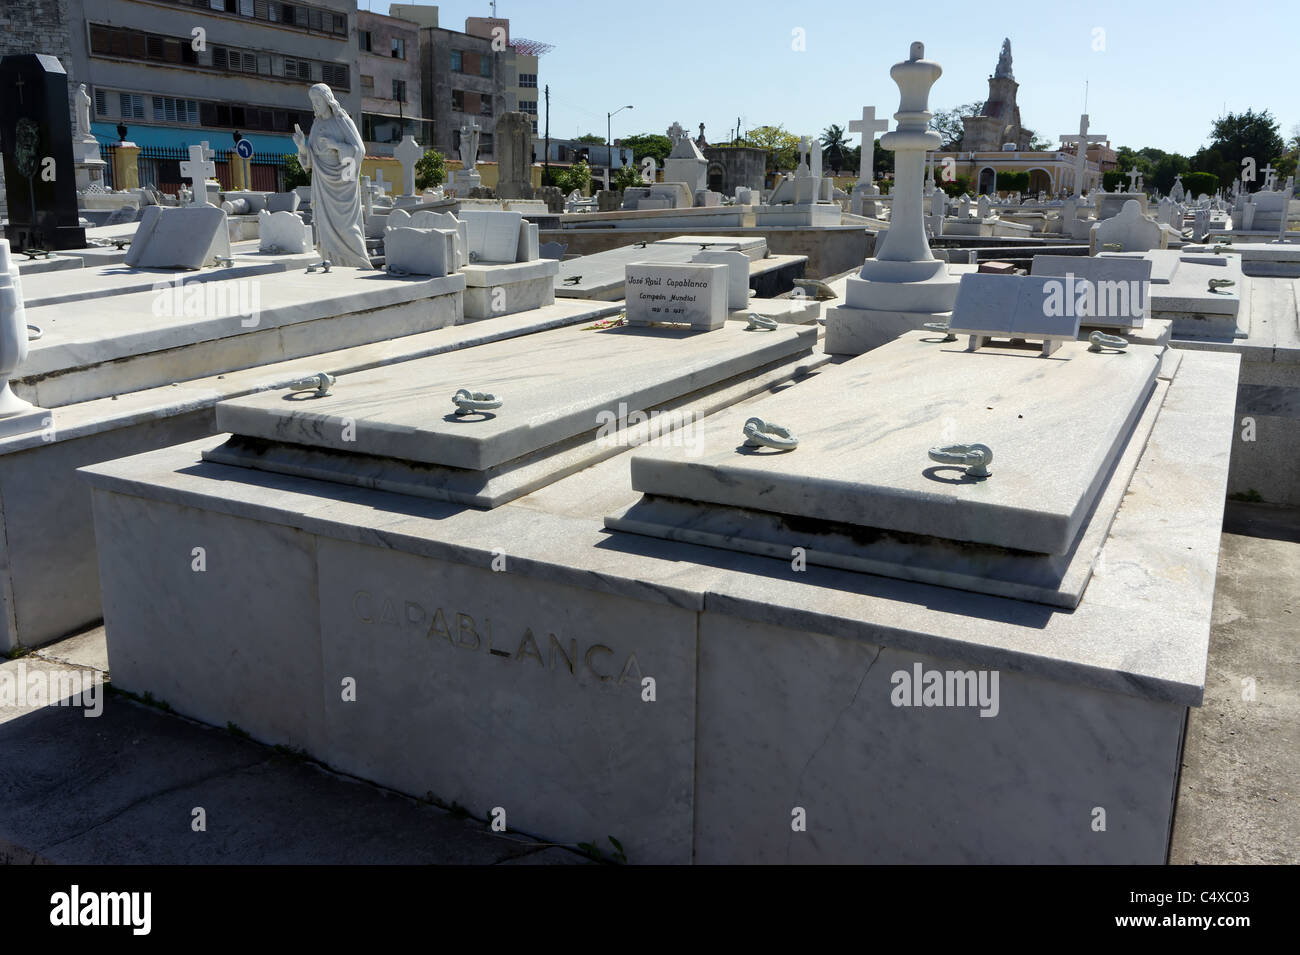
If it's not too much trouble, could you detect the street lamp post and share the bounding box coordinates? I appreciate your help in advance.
[606,104,633,190]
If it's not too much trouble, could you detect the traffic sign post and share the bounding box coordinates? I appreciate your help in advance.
[234,138,253,191]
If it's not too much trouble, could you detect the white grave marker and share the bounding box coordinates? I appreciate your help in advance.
[625,262,729,330]
[394,136,422,197]
[849,106,890,187]
[179,143,216,207]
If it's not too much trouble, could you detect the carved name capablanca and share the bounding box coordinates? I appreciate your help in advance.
[351,591,644,686]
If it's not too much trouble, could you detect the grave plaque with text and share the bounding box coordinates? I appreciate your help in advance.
[625,262,728,330]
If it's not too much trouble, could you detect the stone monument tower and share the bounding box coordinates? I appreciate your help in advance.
[960,39,1033,151]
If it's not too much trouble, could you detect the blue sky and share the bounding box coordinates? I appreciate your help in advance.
[384,0,1300,156]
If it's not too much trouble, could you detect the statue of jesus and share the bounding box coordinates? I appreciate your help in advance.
[292,84,371,269]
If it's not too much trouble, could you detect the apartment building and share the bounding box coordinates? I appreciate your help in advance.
[388,5,548,163]
[68,0,359,161]
[357,8,428,154]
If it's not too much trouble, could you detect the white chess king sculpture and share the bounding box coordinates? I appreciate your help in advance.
[826,42,960,356]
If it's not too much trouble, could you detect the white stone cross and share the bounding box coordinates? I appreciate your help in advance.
[849,106,890,185]
[373,169,391,195]
[178,142,216,206]
[796,136,811,177]
[1125,166,1141,192]
[1261,163,1277,191]
[394,135,422,196]
[1058,114,1107,197]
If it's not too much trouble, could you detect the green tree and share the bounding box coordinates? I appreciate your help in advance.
[1150,153,1190,195]
[414,149,446,190]
[612,164,644,190]
[929,102,982,150]
[546,160,591,195]
[282,153,311,189]
[1102,170,1127,192]
[1192,109,1285,191]
[939,175,972,198]
[821,124,850,174]
[620,133,673,165]
[576,133,605,144]
[1029,134,1053,150]
[1181,171,1218,198]
[741,125,801,173]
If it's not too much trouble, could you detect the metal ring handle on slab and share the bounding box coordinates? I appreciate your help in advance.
[746,313,778,331]
[26,324,43,341]
[287,372,335,397]
[1208,278,1235,293]
[1088,330,1128,352]
[923,321,957,342]
[742,417,798,450]
[453,389,502,414]
[928,443,993,477]
[306,260,333,274]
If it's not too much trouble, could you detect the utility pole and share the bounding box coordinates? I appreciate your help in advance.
[544,84,550,186]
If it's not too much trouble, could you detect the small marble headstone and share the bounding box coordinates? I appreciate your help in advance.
[690,249,750,309]
[125,205,230,269]
[258,209,312,253]
[625,262,728,331]
[267,192,301,214]
[1092,200,1165,253]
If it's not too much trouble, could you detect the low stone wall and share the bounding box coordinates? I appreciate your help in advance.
[540,226,872,279]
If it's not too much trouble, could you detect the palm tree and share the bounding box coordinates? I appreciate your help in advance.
[821,124,849,175]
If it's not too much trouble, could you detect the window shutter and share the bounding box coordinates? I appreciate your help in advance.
[94,88,107,115]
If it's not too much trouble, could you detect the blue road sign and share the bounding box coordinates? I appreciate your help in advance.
[235,138,254,159]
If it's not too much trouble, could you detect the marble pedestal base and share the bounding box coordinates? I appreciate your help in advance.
[843,257,961,313]
[823,303,952,355]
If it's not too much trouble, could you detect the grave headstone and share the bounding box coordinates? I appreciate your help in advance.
[179,143,217,207]
[124,205,231,269]
[394,136,421,197]
[409,209,466,266]
[458,209,523,263]
[663,122,708,196]
[625,262,728,330]
[850,106,890,190]
[948,272,1083,356]
[0,54,87,250]
[495,112,535,200]
[1059,114,1107,197]
[690,249,750,309]
[258,209,312,253]
[1091,199,1166,254]
[383,226,455,277]
[1029,253,1152,327]
[267,191,301,213]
